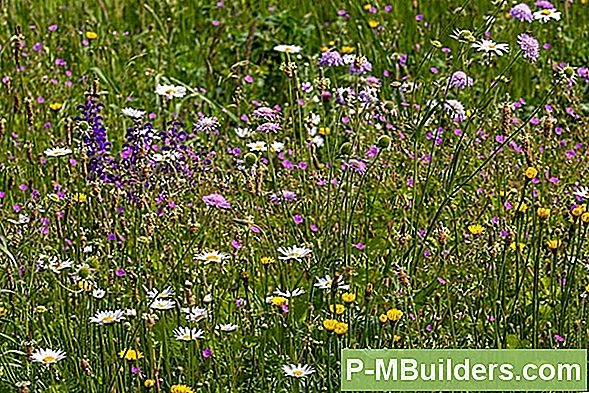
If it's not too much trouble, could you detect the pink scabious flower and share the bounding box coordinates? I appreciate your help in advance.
[319,49,344,67]
[448,71,474,89]
[343,159,367,174]
[535,0,554,9]
[509,3,533,22]
[517,33,540,63]
[203,193,231,209]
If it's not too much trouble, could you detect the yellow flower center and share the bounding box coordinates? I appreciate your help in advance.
[102,316,114,323]
[293,370,304,376]
[43,355,56,363]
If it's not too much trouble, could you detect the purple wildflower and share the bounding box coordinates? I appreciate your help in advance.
[518,33,540,63]
[349,56,372,75]
[344,159,367,174]
[256,122,282,133]
[509,4,534,22]
[448,71,474,89]
[535,1,554,9]
[203,193,231,209]
[319,50,344,67]
[252,106,279,120]
[193,116,220,133]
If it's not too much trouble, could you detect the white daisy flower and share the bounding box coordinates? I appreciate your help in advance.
[7,214,30,225]
[273,288,305,298]
[533,8,561,23]
[150,299,175,310]
[277,245,312,261]
[31,348,66,365]
[92,288,106,299]
[471,39,509,56]
[48,258,74,274]
[121,107,146,118]
[181,306,209,322]
[155,84,187,99]
[314,274,350,290]
[44,147,72,157]
[270,141,285,153]
[273,44,302,54]
[147,287,175,299]
[246,141,267,152]
[282,363,315,378]
[173,327,204,341]
[311,135,324,147]
[216,323,238,332]
[194,250,230,264]
[573,186,589,200]
[309,113,321,125]
[343,54,355,64]
[235,127,253,138]
[90,309,125,325]
[203,293,213,303]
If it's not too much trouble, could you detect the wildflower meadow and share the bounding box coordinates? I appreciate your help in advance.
[1,0,589,392]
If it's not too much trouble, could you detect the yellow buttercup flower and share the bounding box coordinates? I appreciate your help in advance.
[387,308,403,322]
[341,46,355,54]
[86,31,98,40]
[537,207,550,219]
[334,322,348,335]
[261,257,275,265]
[323,319,338,331]
[144,379,156,388]
[368,20,380,28]
[516,202,528,213]
[329,304,345,315]
[318,127,330,136]
[341,292,356,303]
[171,385,195,393]
[547,239,560,250]
[572,205,586,217]
[118,349,143,361]
[393,335,401,342]
[72,193,87,203]
[510,242,526,252]
[49,103,63,111]
[363,4,372,10]
[582,212,589,223]
[524,167,538,179]
[468,224,484,235]
[379,314,388,323]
